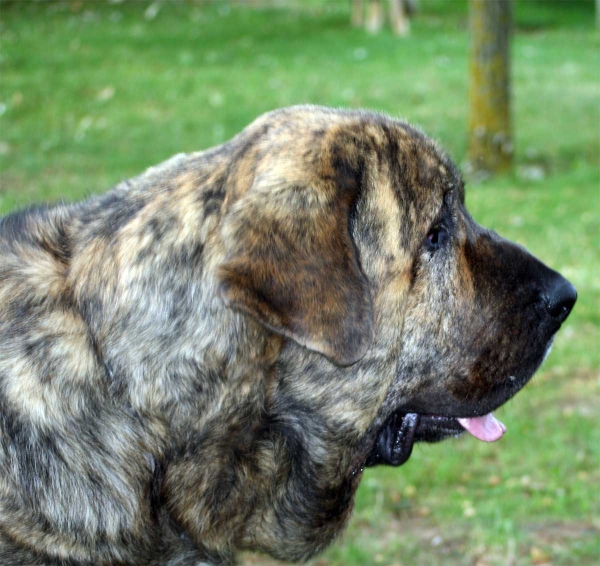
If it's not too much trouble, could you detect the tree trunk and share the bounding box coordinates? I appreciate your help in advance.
[352,0,364,27]
[389,0,410,37]
[468,0,513,175]
[366,0,384,33]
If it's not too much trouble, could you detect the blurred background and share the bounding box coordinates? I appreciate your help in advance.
[0,0,598,564]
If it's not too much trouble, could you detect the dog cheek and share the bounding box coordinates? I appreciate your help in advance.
[391,253,483,408]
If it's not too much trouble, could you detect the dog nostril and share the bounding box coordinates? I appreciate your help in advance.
[546,279,577,323]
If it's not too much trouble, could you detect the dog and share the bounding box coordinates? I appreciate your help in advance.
[0,106,576,565]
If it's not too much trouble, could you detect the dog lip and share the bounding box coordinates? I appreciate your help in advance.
[414,414,466,440]
[365,412,467,468]
[365,412,420,467]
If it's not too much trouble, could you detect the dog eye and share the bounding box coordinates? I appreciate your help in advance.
[424,224,448,252]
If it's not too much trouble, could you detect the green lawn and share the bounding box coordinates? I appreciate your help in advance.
[1,1,598,564]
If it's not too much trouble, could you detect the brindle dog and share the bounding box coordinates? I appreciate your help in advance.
[0,106,576,565]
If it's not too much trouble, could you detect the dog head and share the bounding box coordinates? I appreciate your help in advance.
[213,106,575,558]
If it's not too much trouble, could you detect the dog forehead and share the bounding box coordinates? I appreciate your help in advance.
[348,124,458,250]
[235,106,461,241]
[244,106,459,184]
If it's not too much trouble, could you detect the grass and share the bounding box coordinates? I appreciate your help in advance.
[1,1,598,564]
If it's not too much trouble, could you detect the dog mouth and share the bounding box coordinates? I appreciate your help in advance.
[365,411,506,467]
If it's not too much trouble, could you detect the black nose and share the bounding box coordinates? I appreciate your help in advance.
[546,276,577,323]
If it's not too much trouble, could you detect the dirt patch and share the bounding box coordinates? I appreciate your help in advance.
[524,520,600,542]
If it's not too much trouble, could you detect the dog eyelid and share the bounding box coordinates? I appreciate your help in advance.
[443,188,456,207]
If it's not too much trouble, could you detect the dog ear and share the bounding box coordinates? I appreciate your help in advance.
[217,156,373,366]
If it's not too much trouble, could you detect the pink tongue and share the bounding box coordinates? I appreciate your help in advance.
[457,413,506,442]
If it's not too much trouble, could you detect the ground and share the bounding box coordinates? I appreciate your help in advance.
[0,1,598,564]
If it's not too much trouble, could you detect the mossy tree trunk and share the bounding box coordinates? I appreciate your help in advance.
[468,0,513,174]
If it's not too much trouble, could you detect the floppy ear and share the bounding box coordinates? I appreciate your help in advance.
[217,164,373,366]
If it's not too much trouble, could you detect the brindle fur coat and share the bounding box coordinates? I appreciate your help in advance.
[0,106,576,565]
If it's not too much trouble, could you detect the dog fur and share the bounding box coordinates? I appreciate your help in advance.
[0,106,575,565]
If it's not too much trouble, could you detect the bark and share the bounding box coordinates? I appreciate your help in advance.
[389,0,410,36]
[352,0,364,27]
[468,0,513,174]
[366,0,384,33]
